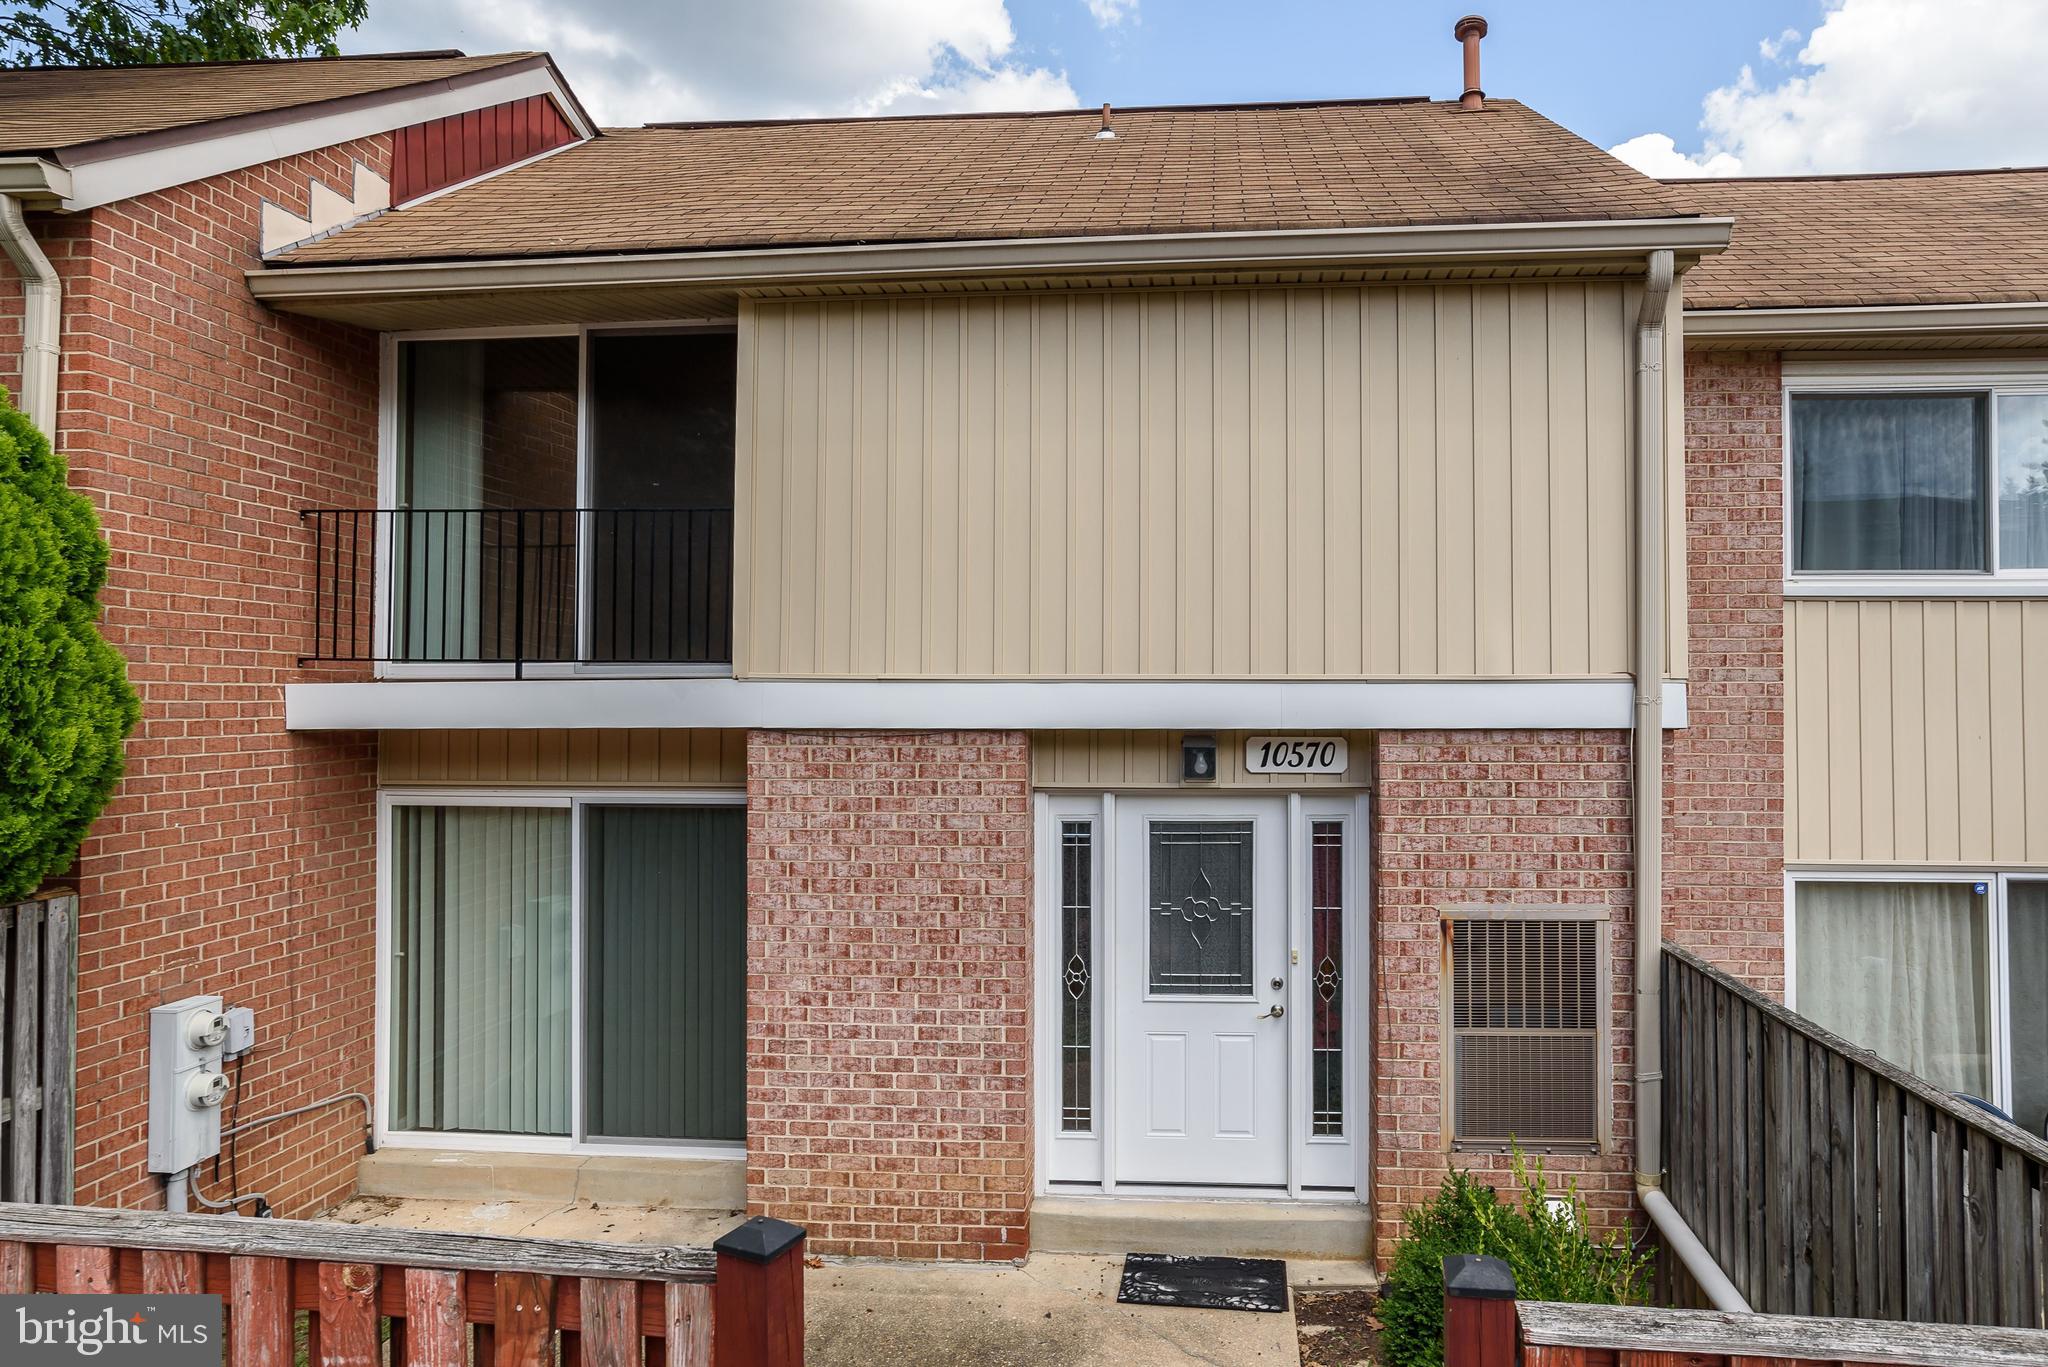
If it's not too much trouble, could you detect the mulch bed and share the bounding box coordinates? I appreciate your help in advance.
[1293,1289,1384,1366]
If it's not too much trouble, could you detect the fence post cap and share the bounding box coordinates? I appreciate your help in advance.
[1442,1253,1516,1300]
[713,1216,806,1265]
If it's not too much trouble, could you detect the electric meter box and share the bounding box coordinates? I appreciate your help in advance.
[147,993,228,1175]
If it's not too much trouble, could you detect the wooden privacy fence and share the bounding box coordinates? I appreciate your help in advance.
[0,1203,806,1366]
[1662,942,2048,1327]
[1444,1255,2048,1367]
[0,891,76,1204]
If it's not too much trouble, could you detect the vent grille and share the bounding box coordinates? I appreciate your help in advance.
[1447,916,1604,1150]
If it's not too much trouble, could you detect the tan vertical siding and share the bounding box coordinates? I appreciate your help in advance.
[1032,730,1373,789]
[379,730,747,786]
[738,284,1656,680]
[1786,599,2048,866]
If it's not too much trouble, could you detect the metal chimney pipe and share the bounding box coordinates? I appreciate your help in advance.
[1454,15,1488,110]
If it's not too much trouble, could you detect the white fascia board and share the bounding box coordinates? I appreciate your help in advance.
[247,217,1736,305]
[56,66,583,212]
[1685,301,2048,340]
[286,677,1690,732]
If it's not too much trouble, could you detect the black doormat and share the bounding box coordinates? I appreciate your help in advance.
[1116,1253,1289,1313]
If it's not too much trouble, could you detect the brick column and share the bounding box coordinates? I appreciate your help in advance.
[745,730,1033,1260]
[1371,729,1637,1265]
[1666,350,1786,993]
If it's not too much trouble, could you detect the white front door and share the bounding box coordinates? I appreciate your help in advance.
[1113,797,1290,1186]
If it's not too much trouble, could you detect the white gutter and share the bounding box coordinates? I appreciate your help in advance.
[245,216,1735,309]
[1685,299,2048,340]
[0,183,61,438]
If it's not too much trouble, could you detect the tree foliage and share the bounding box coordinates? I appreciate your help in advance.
[1,0,366,68]
[0,387,139,902]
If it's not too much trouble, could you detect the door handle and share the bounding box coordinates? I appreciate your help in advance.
[1256,1004,1285,1020]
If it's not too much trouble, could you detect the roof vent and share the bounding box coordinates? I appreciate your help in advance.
[1454,15,1488,110]
[1095,103,1117,140]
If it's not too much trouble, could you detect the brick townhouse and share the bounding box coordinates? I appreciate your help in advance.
[1,30,2043,1274]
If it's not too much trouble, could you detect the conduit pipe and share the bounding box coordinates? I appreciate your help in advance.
[1628,251,1749,1314]
[0,193,60,438]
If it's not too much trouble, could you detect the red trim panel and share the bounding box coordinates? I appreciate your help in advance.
[391,94,578,206]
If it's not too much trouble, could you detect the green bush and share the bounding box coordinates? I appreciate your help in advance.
[1377,1148,1652,1367]
[0,386,139,901]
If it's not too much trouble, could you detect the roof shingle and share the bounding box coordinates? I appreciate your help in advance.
[276,97,1696,266]
[1678,168,2048,310]
[0,52,541,157]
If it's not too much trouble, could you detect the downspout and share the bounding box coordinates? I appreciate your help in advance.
[1628,250,1751,1314]
[0,193,60,438]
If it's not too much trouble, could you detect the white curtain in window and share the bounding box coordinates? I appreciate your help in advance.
[391,805,572,1136]
[1792,394,1985,572]
[1796,881,1991,1099]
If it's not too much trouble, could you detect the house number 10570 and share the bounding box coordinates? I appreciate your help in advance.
[1244,736,1349,774]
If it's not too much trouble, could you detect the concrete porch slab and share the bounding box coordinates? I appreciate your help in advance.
[1031,1195,1373,1263]
[356,1147,745,1210]
[323,1194,747,1247]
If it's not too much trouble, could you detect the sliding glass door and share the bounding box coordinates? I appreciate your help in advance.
[383,795,746,1149]
[584,805,746,1142]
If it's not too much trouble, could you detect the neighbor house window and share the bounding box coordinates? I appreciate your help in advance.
[1790,389,2048,577]
[1444,910,1608,1153]
[1794,876,2048,1137]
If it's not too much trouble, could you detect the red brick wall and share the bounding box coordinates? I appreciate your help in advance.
[1666,350,1786,993]
[745,730,1033,1260]
[0,139,391,1215]
[1371,730,1637,1264]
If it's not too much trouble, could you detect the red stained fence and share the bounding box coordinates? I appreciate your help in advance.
[0,1203,804,1366]
[392,95,579,205]
[1445,1255,2048,1367]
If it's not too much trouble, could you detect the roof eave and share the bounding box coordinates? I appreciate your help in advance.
[248,215,1736,311]
[1684,300,2048,343]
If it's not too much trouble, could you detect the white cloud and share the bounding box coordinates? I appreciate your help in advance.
[1610,0,2048,178]
[1083,0,1139,28]
[1607,133,1743,180]
[346,0,1077,126]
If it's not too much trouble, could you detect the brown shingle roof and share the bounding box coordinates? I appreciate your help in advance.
[275,97,1696,265]
[0,52,543,157]
[1678,168,2048,310]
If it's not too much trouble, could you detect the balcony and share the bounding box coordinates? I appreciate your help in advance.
[301,506,734,674]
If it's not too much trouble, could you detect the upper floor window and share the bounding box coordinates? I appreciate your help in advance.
[1791,389,2048,579]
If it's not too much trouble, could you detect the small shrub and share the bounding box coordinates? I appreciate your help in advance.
[1377,1148,1653,1367]
[0,387,139,901]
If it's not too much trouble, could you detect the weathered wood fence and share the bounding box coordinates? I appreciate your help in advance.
[1446,1254,2048,1367]
[0,891,75,1204]
[0,1203,805,1366]
[1661,942,2048,1327]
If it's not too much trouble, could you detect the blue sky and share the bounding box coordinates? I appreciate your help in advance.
[347,0,2048,177]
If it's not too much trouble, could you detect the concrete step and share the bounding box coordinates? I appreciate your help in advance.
[358,1148,744,1211]
[1030,1194,1374,1264]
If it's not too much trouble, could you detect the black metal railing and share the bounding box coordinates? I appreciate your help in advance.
[301,507,734,671]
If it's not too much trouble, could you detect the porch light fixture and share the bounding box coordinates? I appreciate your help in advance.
[1181,734,1217,782]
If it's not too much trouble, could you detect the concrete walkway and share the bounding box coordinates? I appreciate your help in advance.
[328,1197,1307,1365]
[807,1255,1299,1367]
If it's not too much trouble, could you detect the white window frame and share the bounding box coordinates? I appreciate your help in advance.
[1782,360,2048,597]
[374,786,747,1160]
[375,320,740,681]
[1785,868,2039,1122]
